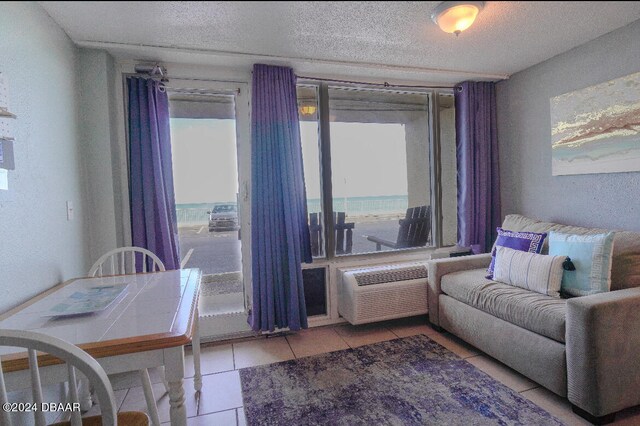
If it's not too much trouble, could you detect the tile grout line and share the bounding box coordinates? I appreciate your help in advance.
[117,388,130,413]
[200,367,236,377]
[333,325,357,349]
[332,327,353,349]
[519,385,541,394]
[232,343,243,422]
[285,335,298,359]
[198,406,244,419]
[232,343,237,370]
[387,326,401,339]
[284,335,300,359]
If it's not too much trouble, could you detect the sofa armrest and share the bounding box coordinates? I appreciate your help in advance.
[566,287,640,417]
[426,253,492,327]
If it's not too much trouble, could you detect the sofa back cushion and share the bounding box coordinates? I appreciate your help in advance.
[501,214,640,291]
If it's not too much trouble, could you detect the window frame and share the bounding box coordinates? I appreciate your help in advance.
[300,80,453,260]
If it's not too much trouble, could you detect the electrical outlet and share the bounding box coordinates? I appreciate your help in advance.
[66,201,74,221]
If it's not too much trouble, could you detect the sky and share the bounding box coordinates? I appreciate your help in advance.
[301,121,408,199]
[170,118,239,204]
[169,118,408,205]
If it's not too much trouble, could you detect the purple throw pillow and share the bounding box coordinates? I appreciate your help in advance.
[486,228,547,279]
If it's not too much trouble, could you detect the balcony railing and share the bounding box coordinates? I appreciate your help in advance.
[175,196,409,227]
[176,208,210,226]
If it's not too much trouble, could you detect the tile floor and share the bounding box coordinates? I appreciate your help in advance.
[86,315,640,425]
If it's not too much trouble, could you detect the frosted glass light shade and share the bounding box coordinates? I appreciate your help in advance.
[432,1,484,35]
[299,105,317,116]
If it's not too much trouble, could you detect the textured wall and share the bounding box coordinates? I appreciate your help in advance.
[0,3,89,313]
[77,48,120,264]
[497,19,640,232]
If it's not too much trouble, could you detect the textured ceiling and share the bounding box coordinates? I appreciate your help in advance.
[40,1,640,81]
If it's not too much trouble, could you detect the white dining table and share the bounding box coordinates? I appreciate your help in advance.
[0,268,202,426]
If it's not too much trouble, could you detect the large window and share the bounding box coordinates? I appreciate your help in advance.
[298,84,456,257]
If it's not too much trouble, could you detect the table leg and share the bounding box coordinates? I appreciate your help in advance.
[193,307,202,392]
[164,347,187,426]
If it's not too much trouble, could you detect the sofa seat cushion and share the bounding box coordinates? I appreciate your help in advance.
[441,268,567,343]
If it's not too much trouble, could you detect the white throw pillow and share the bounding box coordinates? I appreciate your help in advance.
[493,246,567,298]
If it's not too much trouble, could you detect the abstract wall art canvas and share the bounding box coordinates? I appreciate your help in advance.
[550,72,640,176]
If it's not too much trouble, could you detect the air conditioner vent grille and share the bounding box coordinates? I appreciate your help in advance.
[338,263,429,325]
[353,265,427,286]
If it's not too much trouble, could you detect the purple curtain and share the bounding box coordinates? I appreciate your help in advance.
[455,81,501,254]
[127,77,180,271]
[250,64,312,332]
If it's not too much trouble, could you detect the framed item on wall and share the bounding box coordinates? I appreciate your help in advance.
[550,71,640,176]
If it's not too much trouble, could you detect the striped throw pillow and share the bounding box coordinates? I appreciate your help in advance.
[493,246,567,298]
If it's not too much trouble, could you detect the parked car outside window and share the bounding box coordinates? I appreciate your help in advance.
[207,203,239,232]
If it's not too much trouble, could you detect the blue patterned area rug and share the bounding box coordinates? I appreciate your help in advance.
[239,335,564,425]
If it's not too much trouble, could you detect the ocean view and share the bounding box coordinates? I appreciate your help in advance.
[175,195,409,225]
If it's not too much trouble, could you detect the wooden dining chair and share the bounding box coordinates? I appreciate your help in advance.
[87,246,202,426]
[0,328,149,426]
[87,247,166,425]
[88,247,165,277]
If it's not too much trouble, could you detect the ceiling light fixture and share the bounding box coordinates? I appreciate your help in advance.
[431,1,484,36]
[299,104,317,116]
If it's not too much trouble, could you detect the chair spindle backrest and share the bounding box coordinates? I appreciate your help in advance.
[89,247,166,278]
[0,329,117,426]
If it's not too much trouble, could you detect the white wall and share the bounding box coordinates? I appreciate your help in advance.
[77,48,120,262]
[0,5,121,315]
[0,4,104,423]
[0,2,88,313]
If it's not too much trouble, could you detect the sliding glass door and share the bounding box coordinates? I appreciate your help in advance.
[167,81,252,338]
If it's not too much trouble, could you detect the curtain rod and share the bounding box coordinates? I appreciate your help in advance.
[123,68,461,93]
[295,74,459,91]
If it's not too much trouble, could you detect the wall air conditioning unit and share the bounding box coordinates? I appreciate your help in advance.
[338,262,429,325]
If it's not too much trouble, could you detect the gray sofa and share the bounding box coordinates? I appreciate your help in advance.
[427,214,640,424]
